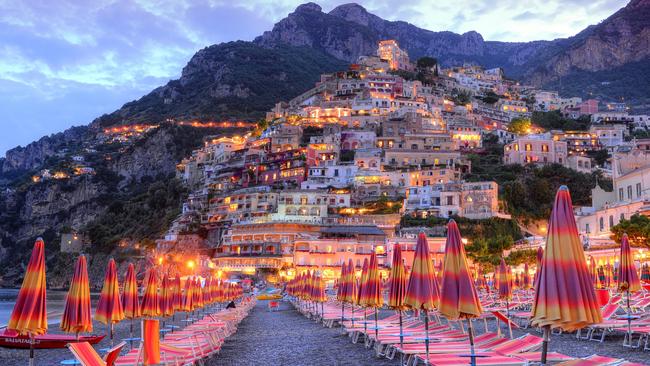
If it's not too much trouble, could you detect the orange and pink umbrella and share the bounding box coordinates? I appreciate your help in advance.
[388,243,408,362]
[122,263,141,319]
[438,219,482,365]
[7,238,47,366]
[140,269,161,318]
[359,252,383,340]
[95,259,124,342]
[404,232,439,361]
[618,233,641,341]
[160,274,174,317]
[61,255,93,336]
[531,186,602,365]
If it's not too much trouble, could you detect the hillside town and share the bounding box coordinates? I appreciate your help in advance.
[155,40,650,282]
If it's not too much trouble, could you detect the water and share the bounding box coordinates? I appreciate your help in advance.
[0,289,101,327]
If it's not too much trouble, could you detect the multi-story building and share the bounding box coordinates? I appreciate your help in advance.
[403,181,499,219]
[503,135,568,166]
[377,40,411,71]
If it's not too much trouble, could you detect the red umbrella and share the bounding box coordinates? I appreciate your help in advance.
[140,269,161,318]
[359,252,383,340]
[160,274,174,317]
[388,243,408,361]
[61,255,93,337]
[95,259,124,343]
[531,186,602,365]
[439,219,483,366]
[534,247,544,289]
[523,262,531,289]
[404,232,439,361]
[618,233,641,343]
[7,238,47,366]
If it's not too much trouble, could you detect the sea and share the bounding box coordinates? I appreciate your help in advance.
[0,289,101,327]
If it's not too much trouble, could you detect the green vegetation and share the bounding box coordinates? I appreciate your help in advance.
[364,196,403,214]
[505,249,538,266]
[531,111,590,131]
[95,42,348,127]
[610,214,650,248]
[85,177,186,253]
[507,118,532,134]
[481,91,500,105]
[449,90,472,106]
[416,57,438,69]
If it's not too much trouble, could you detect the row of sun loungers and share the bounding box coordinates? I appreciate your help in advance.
[291,296,648,366]
[67,298,255,366]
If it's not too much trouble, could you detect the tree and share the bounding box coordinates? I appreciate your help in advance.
[416,57,437,69]
[508,118,532,134]
[506,249,538,266]
[482,91,499,104]
[587,149,610,167]
[611,214,650,248]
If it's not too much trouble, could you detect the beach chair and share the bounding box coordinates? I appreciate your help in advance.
[67,341,126,366]
[554,354,624,366]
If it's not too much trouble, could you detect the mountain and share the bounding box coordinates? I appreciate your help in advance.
[255,1,650,105]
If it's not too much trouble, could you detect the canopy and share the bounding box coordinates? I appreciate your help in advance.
[122,263,141,319]
[95,259,124,325]
[404,233,439,310]
[61,255,93,334]
[617,234,641,293]
[388,243,407,310]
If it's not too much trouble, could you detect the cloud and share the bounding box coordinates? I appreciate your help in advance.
[0,0,630,155]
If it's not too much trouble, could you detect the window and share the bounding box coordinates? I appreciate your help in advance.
[541,144,549,152]
[627,186,633,200]
[637,183,642,197]
[446,196,454,205]
[609,215,614,228]
[620,213,625,221]
[599,217,604,231]
[525,144,532,151]
[585,223,590,233]
[619,188,624,201]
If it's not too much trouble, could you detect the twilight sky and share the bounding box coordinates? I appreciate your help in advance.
[0,0,627,155]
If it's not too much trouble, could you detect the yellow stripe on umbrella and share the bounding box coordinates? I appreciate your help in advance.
[61,255,93,335]
[96,259,124,325]
[160,274,174,317]
[182,277,194,311]
[388,244,407,310]
[618,234,641,293]
[122,263,141,319]
[140,269,161,318]
[532,186,602,365]
[356,258,369,306]
[8,238,48,336]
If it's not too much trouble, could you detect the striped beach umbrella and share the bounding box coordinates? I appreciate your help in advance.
[360,252,383,340]
[193,277,204,309]
[336,262,347,301]
[140,269,161,318]
[95,259,124,342]
[182,277,194,311]
[388,243,408,363]
[404,232,439,361]
[531,186,602,365]
[8,238,48,336]
[618,233,641,341]
[122,263,141,319]
[160,274,174,317]
[588,256,597,287]
[641,264,650,281]
[497,257,513,338]
[172,276,183,312]
[357,258,369,305]
[534,247,544,289]
[61,255,93,335]
[202,277,212,305]
[523,262,531,289]
[439,219,482,365]
[344,259,357,304]
[8,238,47,366]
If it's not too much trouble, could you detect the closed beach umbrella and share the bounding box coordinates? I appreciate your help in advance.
[122,263,141,319]
[523,263,531,289]
[439,219,482,366]
[404,232,439,362]
[357,258,369,305]
[95,259,124,342]
[193,277,204,309]
[202,277,212,305]
[61,255,93,336]
[534,247,544,289]
[388,243,408,363]
[182,277,194,311]
[160,274,174,317]
[336,263,347,301]
[618,233,641,342]
[172,276,182,311]
[7,238,48,366]
[531,186,602,365]
[360,252,383,340]
[141,269,161,317]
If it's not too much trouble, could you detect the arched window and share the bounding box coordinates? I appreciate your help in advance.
[599,217,604,231]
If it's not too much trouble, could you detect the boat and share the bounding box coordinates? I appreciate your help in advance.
[0,330,105,349]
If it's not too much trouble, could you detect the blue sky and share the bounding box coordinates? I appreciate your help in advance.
[0,0,627,155]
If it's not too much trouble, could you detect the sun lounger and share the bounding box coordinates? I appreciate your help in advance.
[67,341,126,366]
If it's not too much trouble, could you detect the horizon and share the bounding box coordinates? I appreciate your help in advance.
[0,0,628,156]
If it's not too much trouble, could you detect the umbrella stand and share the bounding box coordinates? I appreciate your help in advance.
[424,310,430,365]
[626,289,632,343]
[341,302,345,333]
[321,302,324,321]
[110,323,114,347]
[541,325,550,366]
[466,318,477,366]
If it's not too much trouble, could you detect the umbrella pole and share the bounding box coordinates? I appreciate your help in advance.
[506,299,512,339]
[341,301,345,333]
[374,308,379,342]
[424,310,430,365]
[110,323,114,347]
[467,318,476,366]
[29,333,34,366]
[399,311,404,366]
[541,325,550,366]
[627,289,632,343]
[351,304,355,330]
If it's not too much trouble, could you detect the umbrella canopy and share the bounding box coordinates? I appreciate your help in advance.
[343,259,357,304]
[312,274,327,303]
[404,232,439,310]
[439,219,482,320]
[193,278,204,308]
[202,278,213,305]
[336,263,347,301]
[182,277,194,311]
[122,263,141,319]
[523,263,531,289]
[356,258,369,305]
[172,276,183,311]
[61,255,93,334]
[618,234,641,293]
[388,244,408,310]
[534,247,544,289]
[8,238,48,336]
[140,269,161,317]
[531,186,602,331]
[359,252,383,308]
[95,259,124,325]
[160,274,174,317]
[497,258,512,300]
[589,256,597,287]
